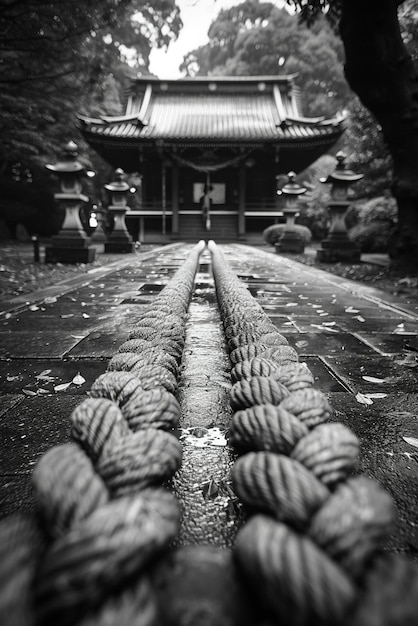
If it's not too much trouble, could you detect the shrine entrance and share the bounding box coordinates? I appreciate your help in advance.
[80,76,345,243]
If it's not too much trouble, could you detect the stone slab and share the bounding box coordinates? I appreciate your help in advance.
[329,392,418,556]
[0,331,83,359]
[66,330,130,358]
[303,356,349,392]
[0,359,108,395]
[324,355,418,393]
[0,394,24,419]
[359,333,418,355]
[333,317,418,335]
[0,474,35,520]
[286,332,377,356]
[0,395,83,474]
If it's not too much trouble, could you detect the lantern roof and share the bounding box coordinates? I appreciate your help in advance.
[323,151,364,184]
[46,141,85,174]
[104,168,130,193]
[281,171,307,196]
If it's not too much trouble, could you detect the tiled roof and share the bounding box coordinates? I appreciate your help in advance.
[80,77,344,145]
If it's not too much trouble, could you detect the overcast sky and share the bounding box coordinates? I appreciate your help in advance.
[149,0,287,78]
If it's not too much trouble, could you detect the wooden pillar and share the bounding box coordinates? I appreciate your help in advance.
[161,160,167,236]
[238,163,246,237]
[172,163,179,235]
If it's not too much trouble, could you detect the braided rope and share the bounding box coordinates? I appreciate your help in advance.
[0,241,205,625]
[208,240,417,625]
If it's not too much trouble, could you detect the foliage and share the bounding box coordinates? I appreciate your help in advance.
[0,0,182,234]
[0,1,182,171]
[294,155,333,239]
[348,196,398,252]
[263,223,312,246]
[180,0,349,117]
[343,99,392,199]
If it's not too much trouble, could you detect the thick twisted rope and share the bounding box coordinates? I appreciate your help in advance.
[0,241,205,626]
[208,240,418,626]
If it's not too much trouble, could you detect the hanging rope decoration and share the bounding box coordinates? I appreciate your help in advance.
[0,241,206,626]
[207,239,418,626]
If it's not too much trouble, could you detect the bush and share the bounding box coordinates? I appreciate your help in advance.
[263,223,312,246]
[348,195,397,252]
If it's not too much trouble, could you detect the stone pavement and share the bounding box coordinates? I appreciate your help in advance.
[0,242,417,560]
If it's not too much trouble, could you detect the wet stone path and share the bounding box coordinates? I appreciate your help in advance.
[0,242,418,558]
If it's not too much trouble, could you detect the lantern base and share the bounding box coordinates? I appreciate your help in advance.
[104,241,135,254]
[316,238,361,263]
[274,232,305,254]
[45,246,96,264]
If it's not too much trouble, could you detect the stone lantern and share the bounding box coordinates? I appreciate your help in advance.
[45,141,96,263]
[104,169,135,253]
[316,151,364,263]
[274,171,308,254]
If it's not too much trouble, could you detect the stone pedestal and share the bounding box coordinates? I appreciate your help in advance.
[275,230,306,254]
[45,195,96,264]
[316,235,361,262]
[316,201,360,263]
[104,205,134,253]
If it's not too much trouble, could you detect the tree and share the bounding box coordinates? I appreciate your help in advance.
[181,0,349,117]
[0,0,182,235]
[0,1,182,172]
[284,0,418,269]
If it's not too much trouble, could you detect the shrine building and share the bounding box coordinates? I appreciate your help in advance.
[79,75,345,242]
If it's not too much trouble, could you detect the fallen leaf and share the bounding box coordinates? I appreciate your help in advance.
[356,392,374,405]
[402,436,418,448]
[362,375,386,383]
[72,372,86,386]
[36,369,52,379]
[394,355,418,368]
[364,393,388,399]
[54,382,72,392]
[393,326,410,335]
[310,324,338,333]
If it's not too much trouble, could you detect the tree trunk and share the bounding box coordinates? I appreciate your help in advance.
[340,0,418,271]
